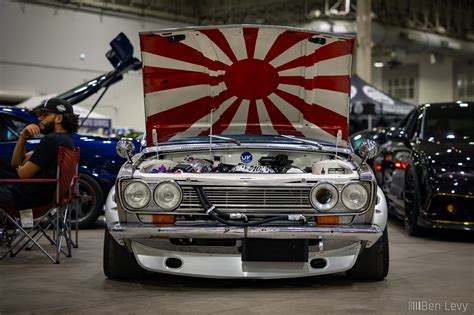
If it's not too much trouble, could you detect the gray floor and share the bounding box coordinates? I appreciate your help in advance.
[0,218,473,315]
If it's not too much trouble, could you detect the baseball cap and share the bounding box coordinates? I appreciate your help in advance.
[35,98,73,115]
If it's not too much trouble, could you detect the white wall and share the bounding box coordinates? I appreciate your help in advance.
[0,0,185,131]
[418,55,454,104]
[370,53,455,105]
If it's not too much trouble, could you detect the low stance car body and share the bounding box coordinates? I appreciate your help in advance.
[371,102,473,235]
[104,25,389,280]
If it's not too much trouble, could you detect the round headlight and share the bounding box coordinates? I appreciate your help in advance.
[341,183,369,211]
[153,181,182,211]
[310,183,338,211]
[123,181,151,209]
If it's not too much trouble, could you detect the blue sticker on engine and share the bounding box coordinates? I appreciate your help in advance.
[240,151,253,164]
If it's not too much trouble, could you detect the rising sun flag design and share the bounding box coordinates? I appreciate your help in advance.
[140,26,354,146]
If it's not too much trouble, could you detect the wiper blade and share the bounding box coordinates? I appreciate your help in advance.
[208,135,241,146]
[280,135,323,149]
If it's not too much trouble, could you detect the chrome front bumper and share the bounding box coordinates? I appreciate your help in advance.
[110,223,383,244]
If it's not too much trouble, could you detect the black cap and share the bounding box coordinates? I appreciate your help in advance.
[36,98,73,115]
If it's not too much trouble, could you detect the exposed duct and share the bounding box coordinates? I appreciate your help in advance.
[302,20,474,57]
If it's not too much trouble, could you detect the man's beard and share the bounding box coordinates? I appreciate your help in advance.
[41,121,55,135]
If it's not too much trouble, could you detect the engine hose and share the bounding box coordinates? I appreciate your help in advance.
[194,186,287,227]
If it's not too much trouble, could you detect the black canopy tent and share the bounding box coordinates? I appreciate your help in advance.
[349,74,415,134]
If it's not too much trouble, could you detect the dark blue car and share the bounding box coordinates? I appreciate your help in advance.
[0,33,141,228]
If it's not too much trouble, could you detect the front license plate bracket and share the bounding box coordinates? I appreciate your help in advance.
[241,238,309,262]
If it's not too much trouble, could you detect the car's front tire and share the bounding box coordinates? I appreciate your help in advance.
[403,168,424,236]
[346,227,389,281]
[103,229,146,279]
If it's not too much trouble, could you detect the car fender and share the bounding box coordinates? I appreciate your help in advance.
[105,186,120,230]
[366,186,388,248]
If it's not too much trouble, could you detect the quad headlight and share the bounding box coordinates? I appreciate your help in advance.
[153,181,182,211]
[123,181,151,209]
[310,183,339,211]
[341,183,369,211]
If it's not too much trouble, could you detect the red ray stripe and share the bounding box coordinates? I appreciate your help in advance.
[199,29,238,63]
[278,75,351,94]
[143,66,225,94]
[140,34,229,72]
[264,31,314,63]
[243,28,259,59]
[200,98,243,136]
[262,97,304,137]
[245,100,262,135]
[273,89,348,139]
[146,89,233,143]
[276,39,354,72]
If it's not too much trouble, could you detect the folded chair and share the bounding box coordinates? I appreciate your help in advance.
[0,147,80,264]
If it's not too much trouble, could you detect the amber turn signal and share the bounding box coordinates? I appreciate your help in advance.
[316,216,339,225]
[446,204,455,213]
[152,214,175,224]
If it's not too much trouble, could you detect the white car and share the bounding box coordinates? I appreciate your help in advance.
[104,25,388,280]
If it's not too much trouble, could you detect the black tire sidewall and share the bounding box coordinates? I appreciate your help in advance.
[404,167,423,236]
[75,174,104,229]
[103,229,145,279]
[346,227,389,281]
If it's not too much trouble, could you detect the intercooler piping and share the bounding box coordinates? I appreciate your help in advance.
[193,186,291,227]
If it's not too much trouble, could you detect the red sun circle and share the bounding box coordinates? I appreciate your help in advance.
[223,59,279,100]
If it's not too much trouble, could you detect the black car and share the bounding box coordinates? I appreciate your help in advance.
[372,102,473,235]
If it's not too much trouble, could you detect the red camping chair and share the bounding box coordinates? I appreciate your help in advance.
[0,147,80,264]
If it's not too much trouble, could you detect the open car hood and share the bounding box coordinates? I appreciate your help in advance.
[140,25,354,146]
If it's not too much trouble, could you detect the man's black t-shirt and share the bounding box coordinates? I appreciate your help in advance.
[14,132,75,209]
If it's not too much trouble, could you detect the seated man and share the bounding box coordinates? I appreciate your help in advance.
[0,98,78,209]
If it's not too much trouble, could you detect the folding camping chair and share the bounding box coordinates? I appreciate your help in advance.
[0,147,80,264]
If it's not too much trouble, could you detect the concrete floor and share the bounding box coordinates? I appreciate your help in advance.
[0,218,473,315]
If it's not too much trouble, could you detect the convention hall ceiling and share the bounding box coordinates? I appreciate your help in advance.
[16,0,474,41]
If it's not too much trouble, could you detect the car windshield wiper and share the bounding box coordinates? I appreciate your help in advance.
[280,135,323,149]
[208,135,241,146]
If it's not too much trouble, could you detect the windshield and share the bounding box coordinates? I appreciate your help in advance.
[422,103,474,141]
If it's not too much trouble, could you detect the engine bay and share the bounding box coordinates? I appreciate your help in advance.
[138,150,356,175]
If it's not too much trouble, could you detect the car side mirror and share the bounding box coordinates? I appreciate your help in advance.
[358,139,379,165]
[116,138,135,162]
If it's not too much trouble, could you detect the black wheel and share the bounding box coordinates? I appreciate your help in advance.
[72,174,104,229]
[346,227,389,281]
[403,168,424,236]
[103,229,146,279]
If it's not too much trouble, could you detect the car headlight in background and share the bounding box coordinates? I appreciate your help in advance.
[310,183,338,211]
[123,181,151,209]
[341,183,369,211]
[153,181,182,211]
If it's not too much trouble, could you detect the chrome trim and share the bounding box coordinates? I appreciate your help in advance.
[122,180,152,210]
[117,177,375,216]
[310,182,339,211]
[178,185,313,213]
[110,223,383,244]
[153,180,183,211]
[341,182,370,211]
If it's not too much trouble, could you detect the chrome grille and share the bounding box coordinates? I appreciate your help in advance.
[178,186,314,213]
